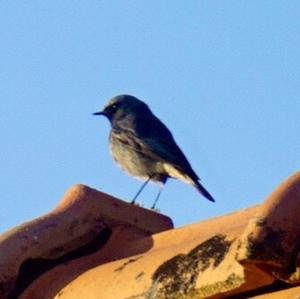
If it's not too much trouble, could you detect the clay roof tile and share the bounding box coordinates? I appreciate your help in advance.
[1,172,300,299]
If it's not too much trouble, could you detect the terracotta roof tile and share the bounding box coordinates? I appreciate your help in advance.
[250,285,300,299]
[1,172,300,298]
[0,185,173,298]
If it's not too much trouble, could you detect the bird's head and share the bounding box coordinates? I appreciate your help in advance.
[93,94,150,124]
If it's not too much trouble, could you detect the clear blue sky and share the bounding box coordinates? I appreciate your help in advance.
[1,1,300,232]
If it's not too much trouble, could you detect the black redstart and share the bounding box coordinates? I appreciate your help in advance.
[94,94,215,208]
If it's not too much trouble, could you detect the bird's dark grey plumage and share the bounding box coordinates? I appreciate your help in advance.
[94,94,214,208]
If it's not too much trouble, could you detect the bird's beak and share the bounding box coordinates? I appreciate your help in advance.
[93,110,106,116]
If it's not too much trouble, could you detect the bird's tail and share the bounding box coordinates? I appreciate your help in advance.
[194,180,215,202]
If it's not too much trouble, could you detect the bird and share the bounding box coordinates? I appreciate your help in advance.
[93,94,215,209]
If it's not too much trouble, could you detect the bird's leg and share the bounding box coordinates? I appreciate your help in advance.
[131,176,151,204]
[151,184,165,210]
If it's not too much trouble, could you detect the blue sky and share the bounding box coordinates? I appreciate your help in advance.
[1,1,300,232]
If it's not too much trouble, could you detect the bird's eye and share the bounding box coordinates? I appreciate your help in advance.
[111,104,117,109]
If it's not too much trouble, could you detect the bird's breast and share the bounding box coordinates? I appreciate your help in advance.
[109,132,166,181]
